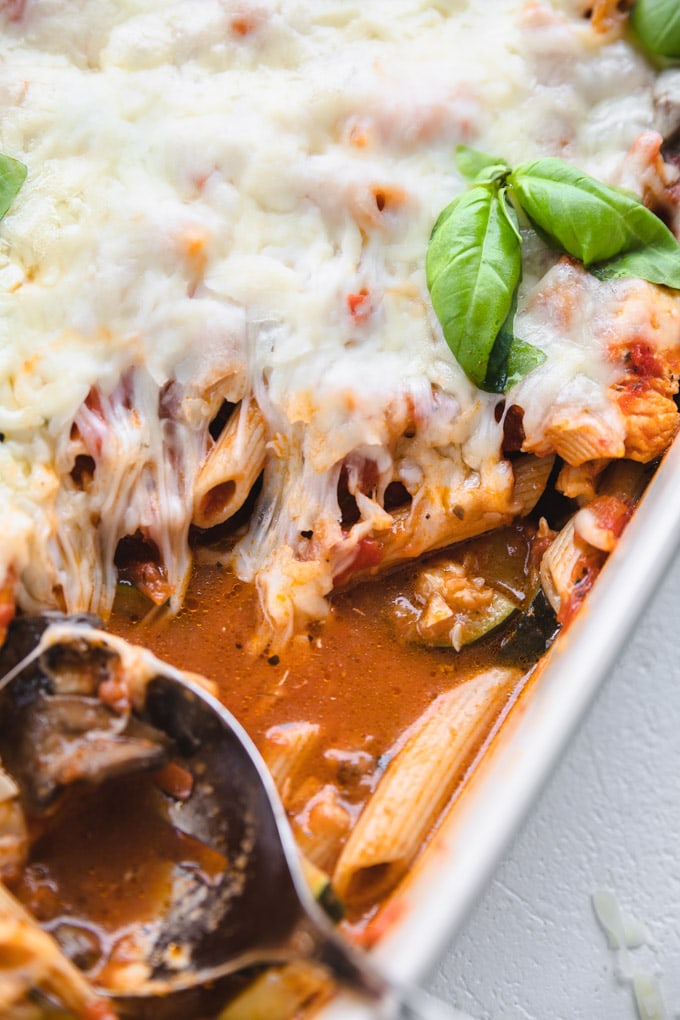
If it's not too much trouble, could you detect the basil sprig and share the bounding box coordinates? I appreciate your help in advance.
[427,187,521,389]
[455,146,510,184]
[510,158,680,289]
[426,146,680,392]
[630,0,680,61]
[0,153,26,221]
[0,153,26,222]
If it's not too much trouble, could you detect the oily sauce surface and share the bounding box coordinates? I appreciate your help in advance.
[111,554,528,882]
[12,774,227,986]
[113,564,507,789]
[12,535,535,990]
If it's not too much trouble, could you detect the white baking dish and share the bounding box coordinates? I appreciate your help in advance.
[320,433,680,1017]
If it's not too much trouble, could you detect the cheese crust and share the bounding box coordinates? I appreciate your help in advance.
[0,0,678,642]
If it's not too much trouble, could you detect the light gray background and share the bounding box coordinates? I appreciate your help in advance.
[426,545,680,1020]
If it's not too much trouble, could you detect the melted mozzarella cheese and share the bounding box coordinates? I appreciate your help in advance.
[0,1,675,637]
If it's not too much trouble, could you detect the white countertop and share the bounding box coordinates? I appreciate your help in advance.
[426,542,680,1020]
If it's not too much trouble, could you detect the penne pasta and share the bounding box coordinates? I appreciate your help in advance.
[542,411,626,466]
[332,667,520,904]
[511,454,555,516]
[292,784,353,874]
[556,459,609,502]
[1,3,680,1016]
[539,516,584,616]
[217,962,332,1020]
[262,721,321,808]
[376,490,514,578]
[543,459,646,615]
[193,400,267,529]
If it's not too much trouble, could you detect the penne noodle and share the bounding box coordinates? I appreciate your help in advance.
[377,493,513,576]
[192,400,267,529]
[293,784,353,874]
[511,454,555,515]
[539,516,582,615]
[539,513,610,620]
[332,667,520,903]
[262,721,321,808]
[556,459,609,502]
[0,802,27,883]
[542,411,625,466]
[217,962,332,1020]
[618,386,679,462]
[543,459,647,615]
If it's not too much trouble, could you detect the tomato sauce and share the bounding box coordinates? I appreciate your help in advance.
[111,561,516,814]
[9,526,550,1010]
[11,774,227,987]
[108,532,547,892]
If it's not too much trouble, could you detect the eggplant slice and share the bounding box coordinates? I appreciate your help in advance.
[0,614,171,813]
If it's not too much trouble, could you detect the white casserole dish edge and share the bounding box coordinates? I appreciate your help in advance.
[320,433,680,1018]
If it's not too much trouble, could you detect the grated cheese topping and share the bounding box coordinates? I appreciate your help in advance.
[0,1,677,638]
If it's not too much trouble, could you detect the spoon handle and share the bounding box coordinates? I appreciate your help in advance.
[391,981,475,1020]
[308,922,471,1020]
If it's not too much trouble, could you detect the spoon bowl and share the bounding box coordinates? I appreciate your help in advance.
[0,619,462,1020]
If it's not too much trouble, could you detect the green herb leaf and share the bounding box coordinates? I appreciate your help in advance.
[482,284,517,393]
[0,154,26,221]
[455,145,509,183]
[482,285,546,393]
[428,148,680,395]
[592,240,680,288]
[496,183,522,243]
[426,186,521,388]
[630,0,680,60]
[505,336,547,390]
[509,157,680,288]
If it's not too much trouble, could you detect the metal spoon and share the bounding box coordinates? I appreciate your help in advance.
[0,621,467,1020]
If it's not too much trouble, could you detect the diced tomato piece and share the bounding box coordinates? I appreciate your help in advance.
[1,0,26,22]
[587,494,633,540]
[0,571,16,647]
[347,289,371,323]
[334,537,384,587]
[629,341,664,381]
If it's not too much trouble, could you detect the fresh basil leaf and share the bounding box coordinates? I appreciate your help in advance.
[496,184,522,243]
[505,337,547,390]
[482,282,546,394]
[482,284,517,393]
[471,164,512,187]
[511,157,680,288]
[630,0,680,60]
[592,241,680,289]
[455,145,509,183]
[0,154,26,221]
[426,186,521,387]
